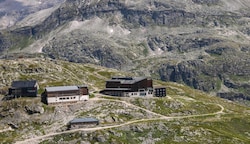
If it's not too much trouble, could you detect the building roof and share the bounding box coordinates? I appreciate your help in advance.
[103,88,131,91]
[78,85,88,88]
[46,86,79,92]
[11,80,37,88]
[107,77,147,84]
[154,86,166,89]
[70,117,99,124]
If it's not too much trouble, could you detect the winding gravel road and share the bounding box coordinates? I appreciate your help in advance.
[15,96,225,144]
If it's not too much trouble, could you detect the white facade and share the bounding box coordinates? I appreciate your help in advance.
[79,95,89,101]
[47,95,89,104]
[124,89,153,97]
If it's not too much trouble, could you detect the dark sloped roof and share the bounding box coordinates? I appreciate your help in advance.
[11,80,37,88]
[70,117,99,124]
[99,88,132,94]
[102,88,131,91]
[78,85,88,88]
[107,77,147,84]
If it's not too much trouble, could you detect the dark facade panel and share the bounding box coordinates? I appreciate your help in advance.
[131,79,150,91]
[106,81,121,88]
[154,87,167,97]
[147,79,153,88]
[79,87,89,95]
[101,90,127,97]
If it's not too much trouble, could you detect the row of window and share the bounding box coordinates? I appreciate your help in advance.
[155,89,166,92]
[140,92,146,96]
[131,93,138,96]
[130,91,153,96]
[59,96,76,100]
[56,93,79,96]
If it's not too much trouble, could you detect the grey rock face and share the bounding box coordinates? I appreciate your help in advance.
[148,35,221,52]
[42,35,127,69]
[158,48,250,102]
[0,0,65,29]
[192,0,220,5]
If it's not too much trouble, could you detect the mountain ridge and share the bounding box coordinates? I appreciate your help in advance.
[0,0,250,105]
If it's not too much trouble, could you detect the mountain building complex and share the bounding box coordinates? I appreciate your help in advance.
[100,77,166,97]
[41,85,89,105]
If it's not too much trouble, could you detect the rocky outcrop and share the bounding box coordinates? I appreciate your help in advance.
[218,92,250,101]
[158,60,219,92]
[148,35,221,52]
[25,105,44,115]
[0,33,12,53]
[192,0,220,5]
[158,45,250,101]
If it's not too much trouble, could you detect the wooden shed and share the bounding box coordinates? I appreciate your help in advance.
[68,117,99,129]
[8,80,38,97]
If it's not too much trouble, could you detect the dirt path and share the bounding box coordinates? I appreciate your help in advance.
[91,96,169,118]
[15,97,225,144]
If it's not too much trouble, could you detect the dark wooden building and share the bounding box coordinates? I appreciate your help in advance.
[68,117,99,129]
[100,77,153,97]
[8,80,38,97]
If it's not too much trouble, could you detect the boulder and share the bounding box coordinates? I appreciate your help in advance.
[25,105,44,115]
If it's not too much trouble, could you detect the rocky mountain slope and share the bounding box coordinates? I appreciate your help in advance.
[0,0,250,104]
[0,0,65,29]
[0,58,249,144]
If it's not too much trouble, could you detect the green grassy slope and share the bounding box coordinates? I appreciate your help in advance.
[40,81,250,144]
[0,58,249,144]
[0,58,130,93]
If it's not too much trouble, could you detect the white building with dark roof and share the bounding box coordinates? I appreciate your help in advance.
[41,85,89,104]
